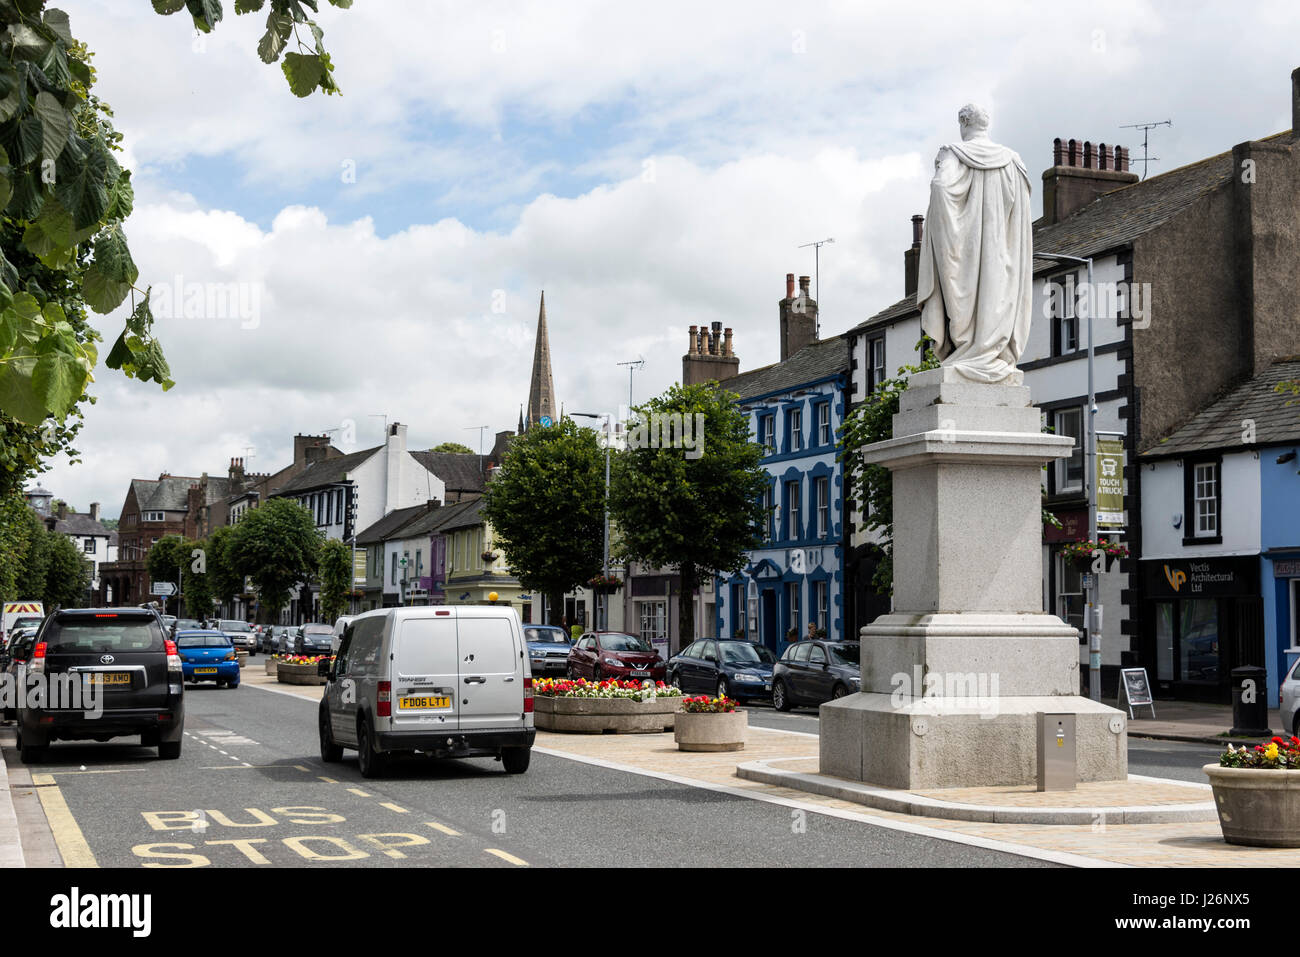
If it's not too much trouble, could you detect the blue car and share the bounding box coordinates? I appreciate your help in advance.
[524,624,572,676]
[176,630,240,688]
[668,639,776,700]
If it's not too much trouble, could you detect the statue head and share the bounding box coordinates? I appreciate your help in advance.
[957,103,991,140]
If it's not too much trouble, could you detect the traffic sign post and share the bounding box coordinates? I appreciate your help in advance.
[150,582,176,597]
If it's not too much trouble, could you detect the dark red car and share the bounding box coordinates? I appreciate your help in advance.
[567,632,666,682]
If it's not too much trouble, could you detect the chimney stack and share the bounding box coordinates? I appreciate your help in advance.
[55,500,67,520]
[779,271,818,361]
[904,214,924,297]
[90,502,100,522]
[682,319,740,385]
[1041,136,1139,225]
[1293,67,1300,134]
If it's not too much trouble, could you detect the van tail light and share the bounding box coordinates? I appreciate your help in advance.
[377,681,391,717]
[29,641,46,675]
[523,676,534,713]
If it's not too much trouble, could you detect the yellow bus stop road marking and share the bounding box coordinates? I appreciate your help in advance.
[426,821,460,836]
[31,770,134,783]
[379,802,408,813]
[36,784,97,868]
[484,848,528,866]
[347,788,371,797]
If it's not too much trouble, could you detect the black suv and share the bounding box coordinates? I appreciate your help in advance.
[18,608,185,763]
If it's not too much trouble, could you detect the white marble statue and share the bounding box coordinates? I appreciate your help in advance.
[917,104,1033,384]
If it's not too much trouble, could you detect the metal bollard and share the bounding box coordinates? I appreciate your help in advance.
[1229,665,1272,737]
[1036,713,1077,792]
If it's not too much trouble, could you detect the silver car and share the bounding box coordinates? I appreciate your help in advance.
[1282,656,1300,736]
[217,619,257,653]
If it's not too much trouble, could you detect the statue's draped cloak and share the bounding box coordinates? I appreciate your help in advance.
[917,138,1033,383]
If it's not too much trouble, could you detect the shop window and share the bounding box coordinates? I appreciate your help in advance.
[1179,599,1220,683]
[1155,602,1175,682]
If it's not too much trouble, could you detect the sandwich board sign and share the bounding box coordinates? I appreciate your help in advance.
[1119,667,1155,719]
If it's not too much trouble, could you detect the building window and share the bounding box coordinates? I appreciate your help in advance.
[817,402,831,446]
[83,538,96,554]
[1051,272,1079,356]
[814,476,829,537]
[143,511,164,523]
[761,485,774,541]
[868,337,886,393]
[1056,555,1083,634]
[1184,459,1222,542]
[760,415,775,455]
[1053,407,1083,494]
[787,408,802,452]
[391,552,398,585]
[814,580,828,631]
[786,581,800,634]
[785,480,801,540]
[638,601,666,643]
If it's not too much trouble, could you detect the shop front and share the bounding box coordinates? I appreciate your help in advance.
[1139,556,1263,703]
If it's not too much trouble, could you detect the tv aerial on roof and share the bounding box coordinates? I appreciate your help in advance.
[1120,119,1171,180]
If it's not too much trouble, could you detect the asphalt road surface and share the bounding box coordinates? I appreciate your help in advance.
[7,681,1061,868]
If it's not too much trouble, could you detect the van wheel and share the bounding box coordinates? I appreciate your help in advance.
[357,718,387,779]
[501,747,531,774]
[319,706,343,763]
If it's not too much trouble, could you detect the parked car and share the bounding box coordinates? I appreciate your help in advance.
[272,626,296,654]
[4,615,44,648]
[567,632,666,682]
[318,605,536,778]
[171,618,201,635]
[524,625,572,676]
[216,619,257,654]
[1,631,40,720]
[771,640,861,712]
[669,639,776,699]
[330,616,355,654]
[176,630,241,688]
[1282,656,1300,735]
[295,623,335,656]
[16,607,185,762]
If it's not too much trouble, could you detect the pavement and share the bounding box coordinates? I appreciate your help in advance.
[1115,699,1288,746]
[0,661,1292,868]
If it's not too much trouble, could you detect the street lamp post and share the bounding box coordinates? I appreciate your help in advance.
[1037,251,1101,702]
[572,412,612,631]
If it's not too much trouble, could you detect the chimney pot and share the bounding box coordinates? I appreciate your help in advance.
[688,324,698,354]
[1083,141,1094,169]
[798,276,811,294]
[1052,137,1064,166]
[723,327,734,356]
[1099,143,1110,170]
[1068,138,1079,166]
[785,273,795,299]
[910,214,924,247]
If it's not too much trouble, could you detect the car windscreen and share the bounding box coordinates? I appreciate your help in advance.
[177,633,232,648]
[302,626,332,635]
[44,616,165,654]
[221,621,252,632]
[600,634,652,652]
[11,617,42,630]
[525,627,568,643]
[827,643,860,666]
[721,642,775,664]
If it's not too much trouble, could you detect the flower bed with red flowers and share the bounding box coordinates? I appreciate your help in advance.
[533,677,680,702]
[273,654,334,665]
[681,695,738,714]
[1220,736,1300,769]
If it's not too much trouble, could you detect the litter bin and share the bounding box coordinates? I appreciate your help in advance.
[1229,665,1272,737]
[1036,713,1076,792]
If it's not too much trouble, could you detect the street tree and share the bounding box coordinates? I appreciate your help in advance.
[480,418,606,625]
[41,527,86,608]
[227,498,320,623]
[318,537,352,624]
[145,534,187,614]
[0,489,42,598]
[204,524,244,617]
[429,441,474,455]
[146,534,209,617]
[609,382,768,646]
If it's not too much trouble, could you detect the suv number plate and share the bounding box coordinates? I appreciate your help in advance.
[84,672,131,685]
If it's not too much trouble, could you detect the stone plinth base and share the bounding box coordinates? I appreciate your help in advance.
[820,693,1127,790]
[534,695,680,733]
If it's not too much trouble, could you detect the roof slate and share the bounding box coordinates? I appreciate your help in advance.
[409,451,489,493]
[1142,359,1300,458]
[719,335,849,401]
[271,446,380,495]
[354,503,433,545]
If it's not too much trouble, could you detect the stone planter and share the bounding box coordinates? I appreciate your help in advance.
[534,694,681,733]
[276,661,327,686]
[1204,764,1300,847]
[264,658,278,677]
[236,650,248,669]
[675,709,747,752]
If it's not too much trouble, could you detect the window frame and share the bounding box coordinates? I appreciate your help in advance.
[867,336,886,394]
[1052,406,1084,495]
[1182,456,1223,545]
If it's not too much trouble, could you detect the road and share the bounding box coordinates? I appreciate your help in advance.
[5,679,1064,868]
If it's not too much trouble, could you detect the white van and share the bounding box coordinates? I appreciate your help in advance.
[318,605,535,778]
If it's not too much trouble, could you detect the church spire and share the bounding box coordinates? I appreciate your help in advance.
[527,291,556,428]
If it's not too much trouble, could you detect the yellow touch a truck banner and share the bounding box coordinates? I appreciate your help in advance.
[1096,437,1126,528]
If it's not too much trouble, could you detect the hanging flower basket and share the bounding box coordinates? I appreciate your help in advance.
[587,574,624,593]
[1059,539,1128,570]
[481,551,499,562]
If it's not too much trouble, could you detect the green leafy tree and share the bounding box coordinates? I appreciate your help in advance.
[41,526,86,607]
[204,524,243,616]
[481,418,605,624]
[145,533,186,613]
[317,537,351,623]
[0,487,39,598]
[430,441,474,455]
[182,539,213,619]
[227,498,320,622]
[609,382,768,646]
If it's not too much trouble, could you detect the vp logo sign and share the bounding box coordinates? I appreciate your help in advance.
[1163,565,1187,592]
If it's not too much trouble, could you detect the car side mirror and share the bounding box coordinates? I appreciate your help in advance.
[705,655,718,664]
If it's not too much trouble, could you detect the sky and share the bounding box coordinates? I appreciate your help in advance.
[33,0,1300,516]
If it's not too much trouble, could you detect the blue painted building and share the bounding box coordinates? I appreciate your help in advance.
[1140,359,1300,704]
[714,332,850,654]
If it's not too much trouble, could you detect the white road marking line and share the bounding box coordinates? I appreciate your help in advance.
[748,725,820,739]
[531,746,1122,869]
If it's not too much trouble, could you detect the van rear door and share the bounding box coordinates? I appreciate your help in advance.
[390,615,459,732]
[457,615,524,732]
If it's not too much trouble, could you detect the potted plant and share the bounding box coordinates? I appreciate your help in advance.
[532,677,683,733]
[674,695,747,752]
[276,654,332,686]
[1204,736,1300,847]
